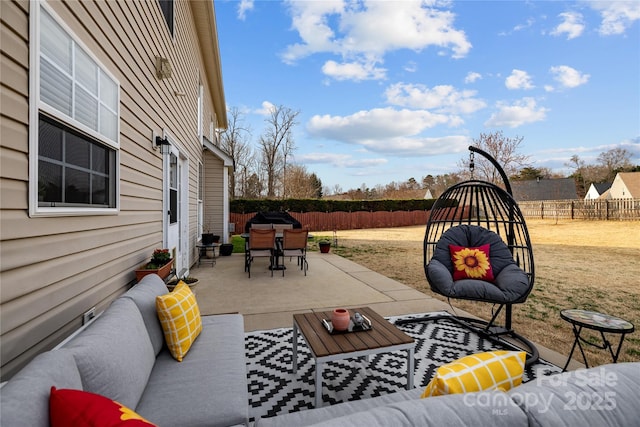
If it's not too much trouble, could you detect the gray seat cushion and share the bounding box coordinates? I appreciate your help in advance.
[510,362,640,427]
[64,298,155,409]
[427,224,530,303]
[254,388,423,427]
[293,391,527,427]
[0,349,82,427]
[121,273,169,355]
[135,314,249,427]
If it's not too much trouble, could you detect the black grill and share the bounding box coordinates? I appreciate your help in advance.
[244,211,302,232]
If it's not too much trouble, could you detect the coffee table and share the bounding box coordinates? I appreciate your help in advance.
[292,307,415,408]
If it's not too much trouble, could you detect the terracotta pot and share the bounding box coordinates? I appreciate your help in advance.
[135,259,174,282]
[319,242,331,253]
[331,308,350,331]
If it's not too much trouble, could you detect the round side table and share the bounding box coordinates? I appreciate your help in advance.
[560,309,634,372]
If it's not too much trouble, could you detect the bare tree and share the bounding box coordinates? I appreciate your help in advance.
[460,131,530,185]
[597,148,633,181]
[220,107,252,198]
[283,164,322,198]
[258,105,300,198]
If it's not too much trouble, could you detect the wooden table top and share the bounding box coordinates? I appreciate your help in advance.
[293,307,414,358]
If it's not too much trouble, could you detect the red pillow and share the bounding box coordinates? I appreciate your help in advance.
[50,387,157,427]
[449,244,494,282]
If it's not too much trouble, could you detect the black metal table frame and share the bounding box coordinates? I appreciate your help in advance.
[196,243,218,267]
[561,310,634,372]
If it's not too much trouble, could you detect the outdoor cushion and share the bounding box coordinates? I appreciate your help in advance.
[421,351,526,397]
[301,391,527,427]
[121,273,169,355]
[65,298,156,410]
[449,244,494,281]
[427,225,529,303]
[135,314,249,427]
[50,387,157,427]
[510,362,640,427]
[156,282,203,361]
[0,349,82,427]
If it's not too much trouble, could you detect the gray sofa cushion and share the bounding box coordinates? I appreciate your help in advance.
[135,314,249,427]
[121,273,169,355]
[64,298,155,409]
[255,388,423,427]
[510,362,640,427]
[305,391,528,427]
[0,349,82,427]
[427,224,529,303]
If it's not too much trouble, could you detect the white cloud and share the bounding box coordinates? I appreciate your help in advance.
[485,97,548,128]
[282,0,471,81]
[549,65,590,89]
[551,11,585,39]
[589,1,640,35]
[464,72,482,84]
[255,101,276,116]
[237,0,254,21]
[505,69,534,90]
[298,153,388,168]
[384,82,486,114]
[306,108,470,156]
[322,59,386,81]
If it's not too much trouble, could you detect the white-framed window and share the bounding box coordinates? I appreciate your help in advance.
[30,2,120,216]
[158,0,174,37]
[197,161,204,240]
[197,83,203,143]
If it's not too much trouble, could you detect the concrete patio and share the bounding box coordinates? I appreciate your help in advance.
[189,251,581,370]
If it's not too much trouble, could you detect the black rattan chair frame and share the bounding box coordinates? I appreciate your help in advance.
[396,147,539,366]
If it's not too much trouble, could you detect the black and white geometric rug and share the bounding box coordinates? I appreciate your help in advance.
[245,311,561,422]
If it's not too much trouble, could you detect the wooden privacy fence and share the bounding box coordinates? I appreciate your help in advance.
[518,199,640,221]
[231,210,430,233]
[230,199,638,234]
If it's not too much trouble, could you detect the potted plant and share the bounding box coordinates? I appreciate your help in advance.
[166,275,199,291]
[219,243,233,256]
[135,248,174,281]
[318,240,331,253]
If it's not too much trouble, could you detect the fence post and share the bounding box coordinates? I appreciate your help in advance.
[571,201,574,220]
[541,202,544,219]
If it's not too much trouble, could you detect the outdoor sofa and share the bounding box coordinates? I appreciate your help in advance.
[0,274,249,427]
[254,361,640,426]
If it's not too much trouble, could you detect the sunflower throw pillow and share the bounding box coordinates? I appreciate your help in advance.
[50,387,157,426]
[449,244,494,281]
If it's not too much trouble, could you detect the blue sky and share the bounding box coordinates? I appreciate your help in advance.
[215,0,640,192]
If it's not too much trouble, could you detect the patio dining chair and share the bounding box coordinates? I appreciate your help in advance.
[247,228,276,278]
[281,229,309,276]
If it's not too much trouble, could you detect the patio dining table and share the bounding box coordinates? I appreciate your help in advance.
[241,232,313,271]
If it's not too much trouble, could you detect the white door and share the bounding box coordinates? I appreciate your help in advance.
[165,145,189,275]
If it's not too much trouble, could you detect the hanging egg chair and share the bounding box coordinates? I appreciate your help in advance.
[398,146,539,366]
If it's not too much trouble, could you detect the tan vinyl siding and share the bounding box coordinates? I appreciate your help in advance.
[204,151,225,236]
[0,0,227,380]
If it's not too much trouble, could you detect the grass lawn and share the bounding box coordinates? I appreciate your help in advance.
[326,219,640,367]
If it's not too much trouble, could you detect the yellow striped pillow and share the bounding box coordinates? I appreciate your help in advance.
[421,351,526,398]
[156,282,202,362]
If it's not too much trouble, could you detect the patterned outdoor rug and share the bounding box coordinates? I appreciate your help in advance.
[245,311,561,422]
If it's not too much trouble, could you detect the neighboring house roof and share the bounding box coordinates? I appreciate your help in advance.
[511,178,579,201]
[610,172,640,198]
[585,182,612,200]
[424,189,433,199]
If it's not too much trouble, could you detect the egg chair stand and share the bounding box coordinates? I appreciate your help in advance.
[396,146,539,366]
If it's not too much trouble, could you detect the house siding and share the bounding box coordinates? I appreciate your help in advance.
[0,0,227,380]
[204,151,225,237]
